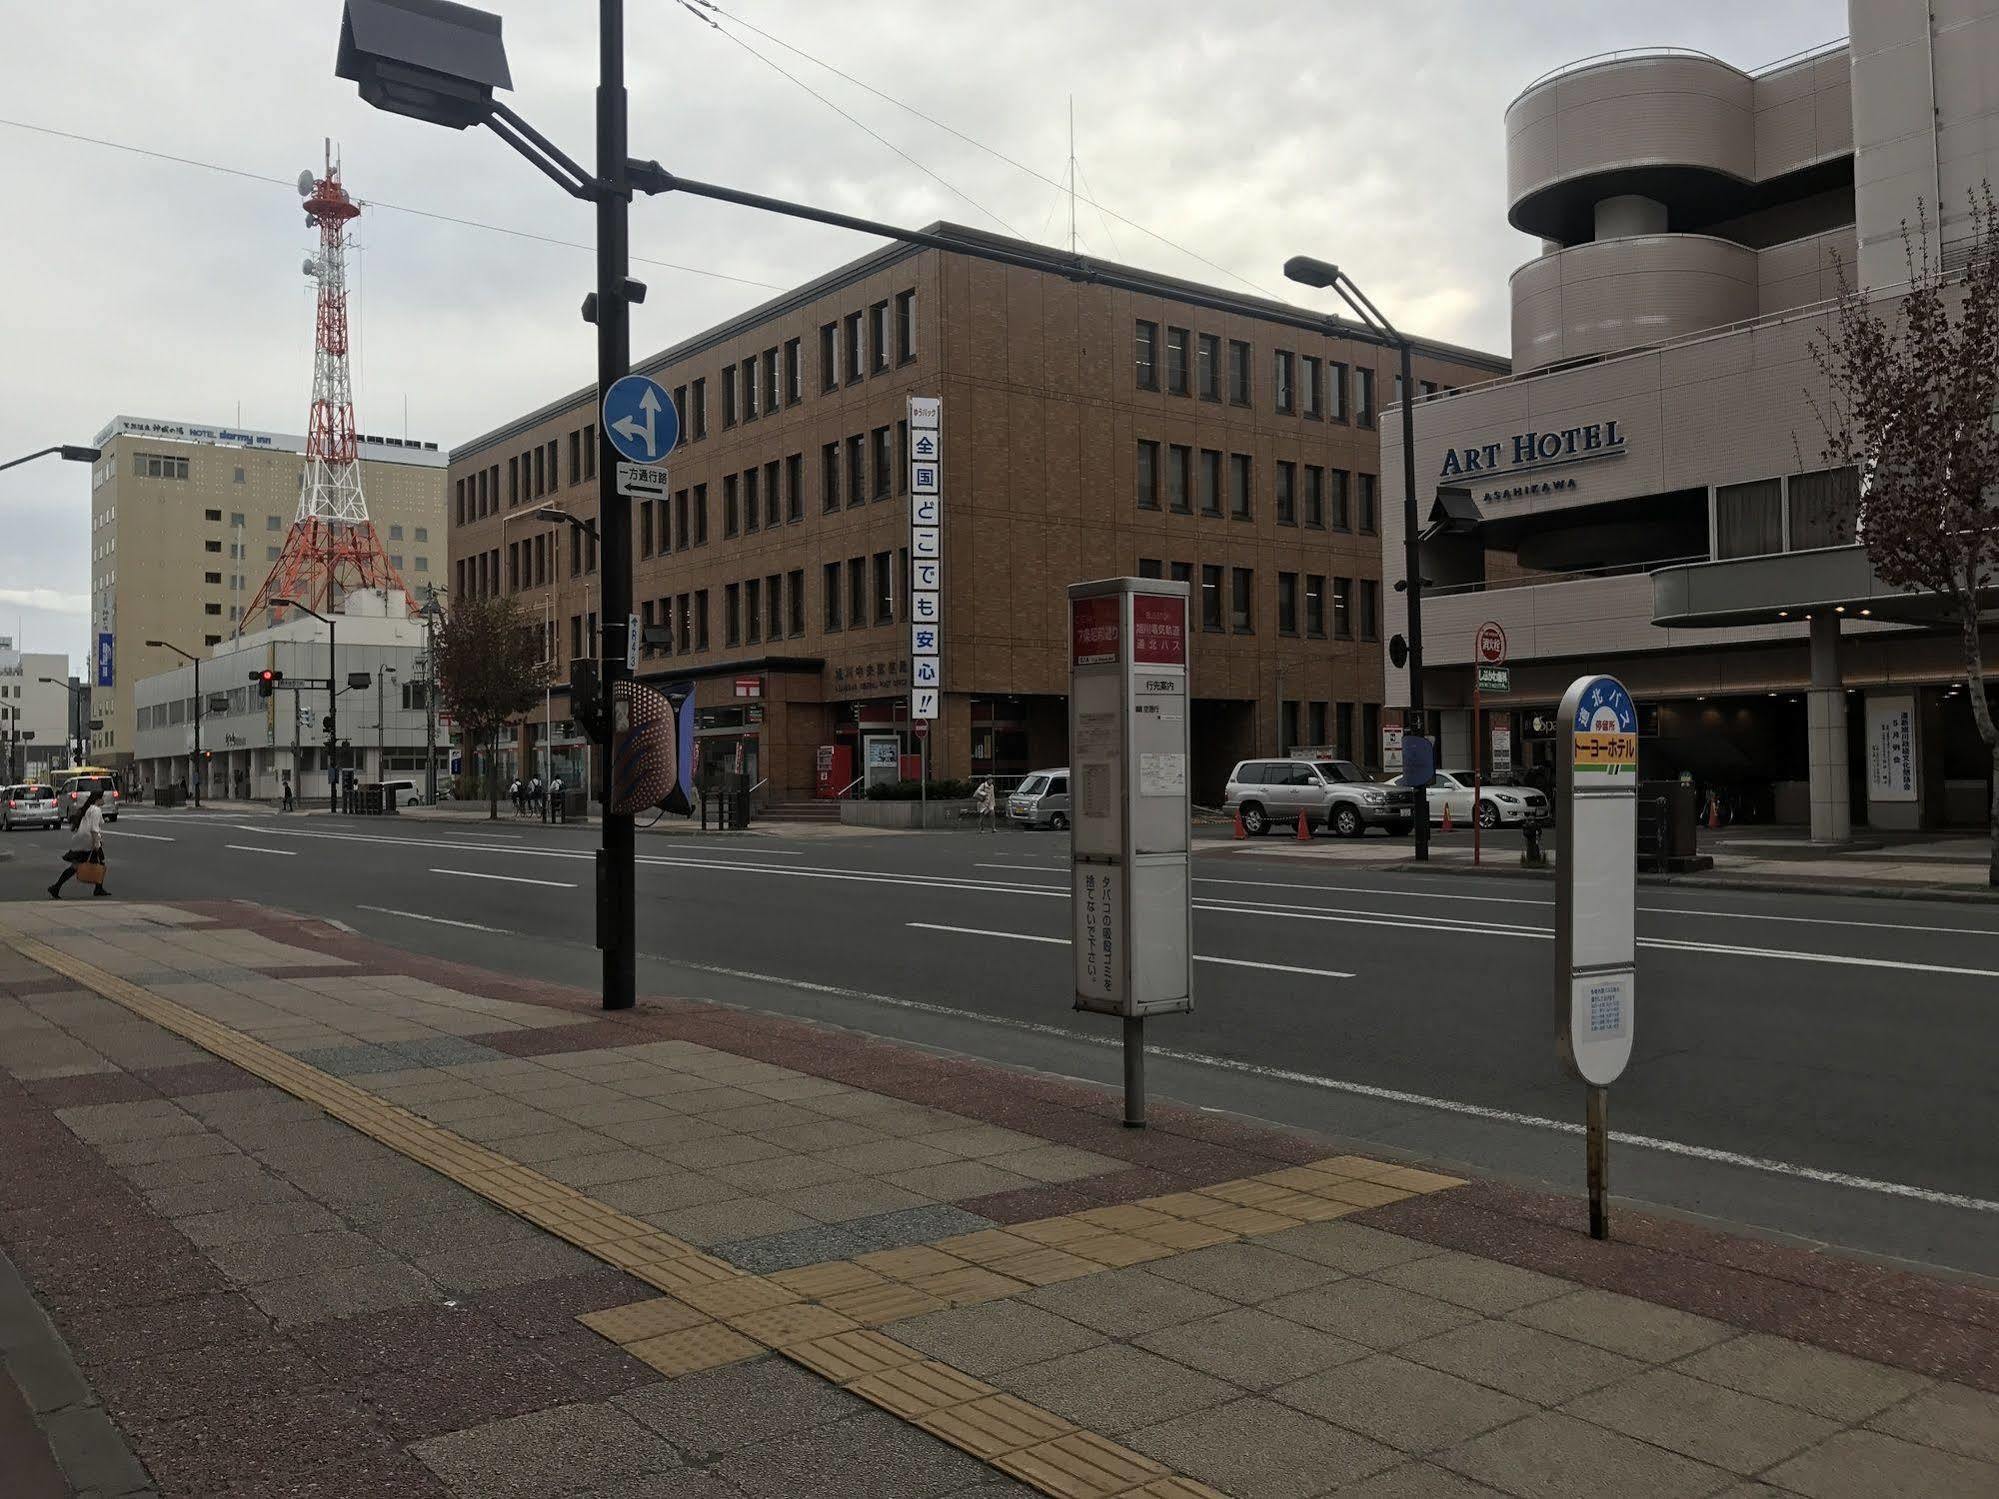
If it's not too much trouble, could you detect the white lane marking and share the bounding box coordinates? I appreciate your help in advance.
[1638,906,1999,938]
[112,831,176,842]
[906,921,1355,980]
[639,955,1998,1216]
[225,844,297,856]
[356,904,509,934]
[975,863,1066,874]
[1198,875,1552,908]
[428,868,577,889]
[1639,935,1999,980]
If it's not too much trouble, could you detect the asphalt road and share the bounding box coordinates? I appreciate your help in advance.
[10,807,1996,1280]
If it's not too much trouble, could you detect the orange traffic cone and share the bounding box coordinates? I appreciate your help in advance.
[1442,803,1454,834]
[1296,809,1312,841]
[1232,809,1247,839]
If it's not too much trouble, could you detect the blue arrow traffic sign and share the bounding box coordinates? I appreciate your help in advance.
[601,374,678,465]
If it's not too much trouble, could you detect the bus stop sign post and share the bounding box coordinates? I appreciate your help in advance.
[1068,577,1194,1129]
[1554,672,1639,1240]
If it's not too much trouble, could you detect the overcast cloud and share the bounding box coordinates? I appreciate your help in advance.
[0,0,1843,667]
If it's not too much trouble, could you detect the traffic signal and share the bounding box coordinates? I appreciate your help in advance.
[257,668,283,699]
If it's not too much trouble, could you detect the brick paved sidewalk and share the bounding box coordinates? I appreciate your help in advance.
[0,901,1993,1498]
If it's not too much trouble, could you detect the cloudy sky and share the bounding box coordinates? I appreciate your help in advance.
[0,0,1843,666]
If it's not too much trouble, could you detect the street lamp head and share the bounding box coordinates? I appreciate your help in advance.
[58,445,100,464]
[337,0,512,132]
[533,506,573,526]
[1283,255,1341,290]
[144,639,164,649]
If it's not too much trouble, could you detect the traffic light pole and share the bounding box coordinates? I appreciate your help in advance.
[595,0,636,1012]
[192,656,202,808]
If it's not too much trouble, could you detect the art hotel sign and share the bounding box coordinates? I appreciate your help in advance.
[1439,420,1626,503]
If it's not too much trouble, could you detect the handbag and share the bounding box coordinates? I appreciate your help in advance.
[73,854,106,886]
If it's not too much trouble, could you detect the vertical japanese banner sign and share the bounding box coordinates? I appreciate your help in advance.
[909,397,942,721]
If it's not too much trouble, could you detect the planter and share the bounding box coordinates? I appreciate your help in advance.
[838,798,976,830]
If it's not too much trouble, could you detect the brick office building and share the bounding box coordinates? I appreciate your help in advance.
[447,226,1505,805]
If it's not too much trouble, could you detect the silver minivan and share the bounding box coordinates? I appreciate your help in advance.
[1007,768,1071,830]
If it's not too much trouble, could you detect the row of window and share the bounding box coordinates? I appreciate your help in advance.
[1135,559,1380,641]
[455,429,597,527]
[1714,466,1860,561]
[132,452,190,481]
[1274,701,1384,764]
[197,508,425,545]
[1135,322,1431,424]
[1135,442,1378,532]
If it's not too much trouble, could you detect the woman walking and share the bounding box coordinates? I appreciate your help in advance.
[49,786,109,899]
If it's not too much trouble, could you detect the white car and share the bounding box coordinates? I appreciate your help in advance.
[1424,769,1551,828]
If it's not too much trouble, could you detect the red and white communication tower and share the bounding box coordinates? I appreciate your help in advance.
[247,142,411,625]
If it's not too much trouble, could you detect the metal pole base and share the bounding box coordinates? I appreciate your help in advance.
[1586,1084,1609,1241]
[1122,1016,1146,1129]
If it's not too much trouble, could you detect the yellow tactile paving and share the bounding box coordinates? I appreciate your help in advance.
[3,922,1469,1499]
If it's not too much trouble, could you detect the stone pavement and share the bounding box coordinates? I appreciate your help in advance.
[0,901,1993,1497]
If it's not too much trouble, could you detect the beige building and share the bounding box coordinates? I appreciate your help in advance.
[87,415,447,773]
[1385,1,1999,838]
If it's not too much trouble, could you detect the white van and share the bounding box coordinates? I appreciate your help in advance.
[1007,768,1071,830]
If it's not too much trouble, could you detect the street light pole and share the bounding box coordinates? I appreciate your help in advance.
[145,641,203,807]
[0,444,98,475]
[273,599,337,813]
[1281,256,1430,861]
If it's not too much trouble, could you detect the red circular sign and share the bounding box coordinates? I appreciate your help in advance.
[913,719,929,738]
[1476,621,1508,665]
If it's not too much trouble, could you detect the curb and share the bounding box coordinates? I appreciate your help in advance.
[1375,857,1999,904]
[0,1249,155,1498]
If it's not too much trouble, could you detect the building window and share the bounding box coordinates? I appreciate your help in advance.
[1134,320,1158,390]
[1305,575,1326,637]
[136,452,190,480]
[786,453,804,522]
[743,578,760,643]
[1187,449,1218,516]
[844,311,864,383]
[567,429,580,483]
[742,356,759,421]
[820,322,838,391]
[1302,355,1322,419]
[872,425,892,499]
[1197,333,1220,401]
[1228,340,1251,404]
[895,288,917,363]
[674,489,689,551]
[1136,440,1160,510]
[1333,577,1353,638]
[1303,466,1325,528]
[1275,460,1296,525]
[1229,453,1252,519]
[266,514,283,531]
[1337,701,1355,759]
[1363,704,1380,768]
[1358,473,1378,534]
[1282,700,1300,754]
[1230,568,1254,633]
[1309,701,1328,750]
[1138,558,1163,578]
[1167,444,1191,514]
[1787,467,1861,551]
[583,423,596,478]
[673,385,689,441]
[1356,366,1375,427]
[533,445,545,496]
[1329,361,1348,422]
[873,551,893,623]
[823,561,842,630]
[762,347,780,411]
[1278,572,1298,634]
[205,571,222,584]
[765,459,781,527]
[743,467,759,532]
[784,338,803,404]
[847,554,867,627]
[788,568,805,635]
[1361,585,1381,641]
[1200,564,1223,631]
[722,365,738,428]
[897,419,909,495]
[694,482,709,544]
[766,572,783,639]
[1275,350,1295,414]
[639,503,653,557]
[691,378,708,439]
[415,526,428,543]
[723,474,740,538]
[870,300,890,374]
[1717,478,1784,559]
[846,433,865,506]
[1329,469,1351,531]
[695,590,710,650]
[822,442,839,512]
[1165,327,1189,395]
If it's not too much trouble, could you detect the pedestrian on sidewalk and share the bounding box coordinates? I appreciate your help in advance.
[49,786,109,900]
[975,776,997,832]
[280,772,294,813]
[510,777,524,817]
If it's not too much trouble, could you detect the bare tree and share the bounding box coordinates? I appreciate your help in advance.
[1808,187,1999,885]
[433,593,552,821]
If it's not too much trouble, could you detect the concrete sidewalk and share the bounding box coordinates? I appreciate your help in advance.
[0,901,1993,1497]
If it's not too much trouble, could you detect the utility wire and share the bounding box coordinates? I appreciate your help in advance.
[681,0,1274,298]
[674,0,1023,238]
[0,116,786,291]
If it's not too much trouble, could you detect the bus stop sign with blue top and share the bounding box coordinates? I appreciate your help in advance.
[601,374,678,465]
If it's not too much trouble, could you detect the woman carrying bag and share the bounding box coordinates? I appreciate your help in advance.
[49,787,110,899]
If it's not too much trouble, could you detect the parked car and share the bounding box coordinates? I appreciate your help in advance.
[1223,758,1415,837]
[378,779,427,807]
[1423,769,1551,828]
[1,783,62,831]
[1007,768,1070,830]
